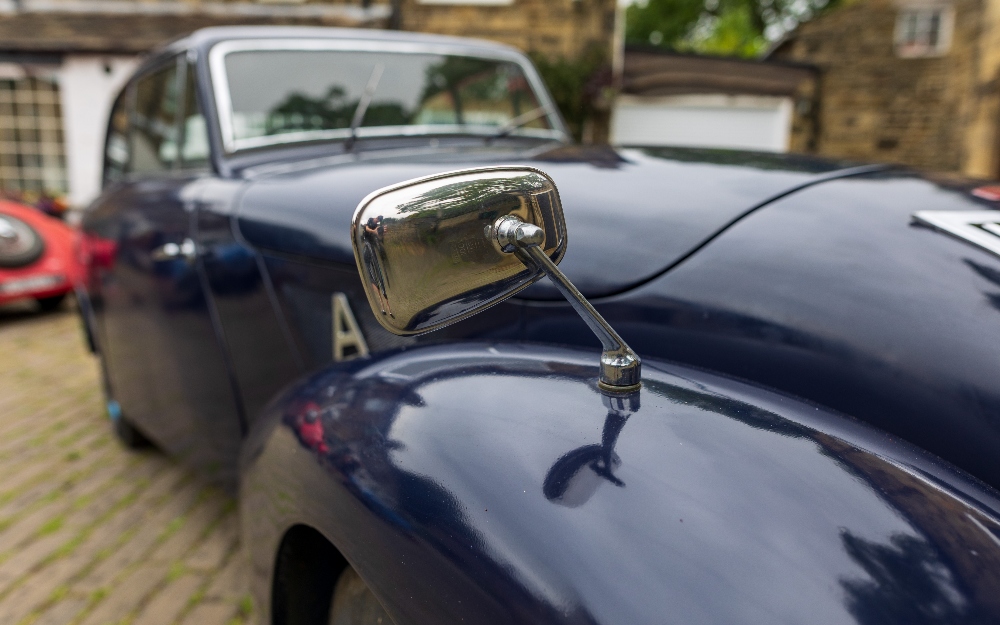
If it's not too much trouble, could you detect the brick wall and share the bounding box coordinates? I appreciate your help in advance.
[399,0,617,59]
[773,0,1000,177]
[961,0,1000,177]
[15,0,615,61]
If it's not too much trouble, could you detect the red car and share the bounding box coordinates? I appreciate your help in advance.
[0,200,82,311]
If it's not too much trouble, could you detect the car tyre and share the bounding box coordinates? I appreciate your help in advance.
[98,353,153,450]
[36,293,66,312]
[113,412,153,449]
[329,566,394,625]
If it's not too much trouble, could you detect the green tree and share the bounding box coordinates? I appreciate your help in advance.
[529,46,609,142]
[625,0,705,48]
[685,3,768,57]
[625,0,842,58]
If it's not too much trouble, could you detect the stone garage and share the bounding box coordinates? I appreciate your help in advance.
[770,0,1000,178]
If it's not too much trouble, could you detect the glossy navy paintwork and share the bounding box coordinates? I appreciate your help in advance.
[86,173,245,486]
[234,144,869,298]
[242,344,1000,625]
[193,177,303,425]
[586,170,1000,487]
[242,162,1000,491]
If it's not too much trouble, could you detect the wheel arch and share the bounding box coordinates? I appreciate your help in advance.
[271,524,348,625]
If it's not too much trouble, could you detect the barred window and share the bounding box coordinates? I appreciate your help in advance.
[0,77,67,194]
[895,6,953,57]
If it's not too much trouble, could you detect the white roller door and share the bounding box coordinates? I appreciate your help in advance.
[611,93,793,152]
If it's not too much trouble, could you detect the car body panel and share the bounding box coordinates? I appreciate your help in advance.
[194,177,304,424]
[232,162,1000,494]
[241,344,1000,625]
[85,177,244,486]
[234,144,869,299]
[0,200,81,306]
[585,170,1000,487]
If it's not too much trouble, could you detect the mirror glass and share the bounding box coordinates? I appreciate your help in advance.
[351,167,567,335]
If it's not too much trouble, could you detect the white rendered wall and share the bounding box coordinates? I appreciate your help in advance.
[611,94,793,152]
[57,55,138,208]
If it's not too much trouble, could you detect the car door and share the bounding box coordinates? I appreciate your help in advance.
[98,54,243,485]
[88,86,157,432]
[189,60,303,431]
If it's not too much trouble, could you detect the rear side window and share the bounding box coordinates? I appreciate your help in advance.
[180,62,210,169]
[132,61,181,173]
[103,88,130,183]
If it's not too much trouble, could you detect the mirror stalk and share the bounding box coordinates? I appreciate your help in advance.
[496,217,641,391]
[351,166,636,389]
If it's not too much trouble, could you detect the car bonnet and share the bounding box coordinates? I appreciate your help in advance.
[234,144,870,299]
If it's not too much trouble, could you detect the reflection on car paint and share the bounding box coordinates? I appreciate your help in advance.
[543,391,636,507]
[247,345,1000,625]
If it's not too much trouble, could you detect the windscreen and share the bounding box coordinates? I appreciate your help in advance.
[222,49,552,148]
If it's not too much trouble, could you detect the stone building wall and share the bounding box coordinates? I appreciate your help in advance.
[399,0,617,60]
[772,0,1000,177]
[961,0,1000,177]
[786,74,820,154]
[5,0,615,60]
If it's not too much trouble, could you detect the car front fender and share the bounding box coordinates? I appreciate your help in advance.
[240,343,1000,625]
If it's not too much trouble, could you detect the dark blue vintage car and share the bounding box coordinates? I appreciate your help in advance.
[78,25,1000,625]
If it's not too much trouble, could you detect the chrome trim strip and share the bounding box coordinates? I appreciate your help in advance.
[230,125,563,153]
[208,38,568,154]
[242,139,564,180]
[913,210,1000,258]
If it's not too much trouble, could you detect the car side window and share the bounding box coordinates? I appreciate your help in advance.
[103,88,131,184]
[179,62,210,169]
[132,60,181,174]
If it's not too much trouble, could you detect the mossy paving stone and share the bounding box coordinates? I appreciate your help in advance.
[0,303,255,625]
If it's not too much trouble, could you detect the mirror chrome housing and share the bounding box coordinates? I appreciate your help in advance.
[351,167,566,335]
[352,166,641,391]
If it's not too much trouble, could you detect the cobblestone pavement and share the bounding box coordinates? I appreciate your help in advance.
[0,302,256,625]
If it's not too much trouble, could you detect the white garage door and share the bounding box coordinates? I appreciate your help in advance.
[611,94,793,152]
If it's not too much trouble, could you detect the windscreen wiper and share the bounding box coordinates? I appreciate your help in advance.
[487,106,552,142]
[346,63,385,151]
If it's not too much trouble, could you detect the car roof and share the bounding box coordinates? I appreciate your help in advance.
[143,25,525,70]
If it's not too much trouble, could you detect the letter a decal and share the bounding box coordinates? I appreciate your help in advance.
[332,293,370,361]
[913,210,1000,259]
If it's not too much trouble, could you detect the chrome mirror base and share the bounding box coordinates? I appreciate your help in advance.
[497,217,642,391]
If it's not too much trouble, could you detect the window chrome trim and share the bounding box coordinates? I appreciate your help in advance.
[208,38,568,154]
[230,124,562,152]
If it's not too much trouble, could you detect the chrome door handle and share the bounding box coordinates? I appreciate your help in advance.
[151,238,197,262]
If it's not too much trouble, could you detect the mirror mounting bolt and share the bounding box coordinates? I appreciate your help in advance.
[494,215,544,252]
[494,216,642,392]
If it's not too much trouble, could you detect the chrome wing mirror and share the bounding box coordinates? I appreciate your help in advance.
[351,166,640,390]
